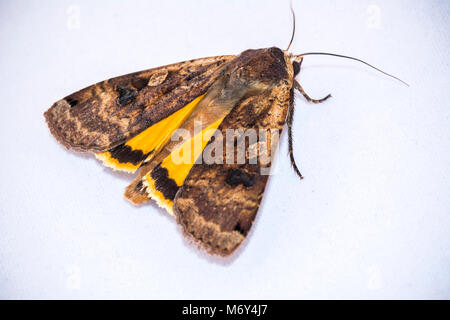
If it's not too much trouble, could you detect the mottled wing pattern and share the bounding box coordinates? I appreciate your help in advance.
[44,55,234,152]
[174,81,293,256]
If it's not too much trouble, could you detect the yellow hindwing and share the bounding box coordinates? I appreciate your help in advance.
[143,117,225,215]
[95,94,205,173]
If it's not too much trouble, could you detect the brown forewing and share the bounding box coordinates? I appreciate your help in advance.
[174,78,294,256]
[44,55,234,152]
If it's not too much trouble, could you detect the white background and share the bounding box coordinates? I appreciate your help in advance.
[1,0,449,299]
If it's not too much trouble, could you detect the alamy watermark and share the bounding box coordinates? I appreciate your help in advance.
[366,4,381,29]
[66,5,81,30]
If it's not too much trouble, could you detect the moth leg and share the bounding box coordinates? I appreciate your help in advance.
[287,94,304,180]
[294,80,331,104]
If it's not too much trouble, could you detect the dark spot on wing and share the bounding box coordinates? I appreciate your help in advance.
[233,222,246,235]
[65,97,78,108]
[225,169,256,187]
[135,180,145,192]
[108,144,146,165]
[151,163,179,200]
[117,86,137,105]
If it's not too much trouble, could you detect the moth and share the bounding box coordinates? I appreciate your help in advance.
[44,10,405,256]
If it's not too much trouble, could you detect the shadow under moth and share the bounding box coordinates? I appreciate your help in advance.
[44,10,406,257]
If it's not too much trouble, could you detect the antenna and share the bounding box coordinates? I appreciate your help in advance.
[286,1,296,51]
[294,52,409,86]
